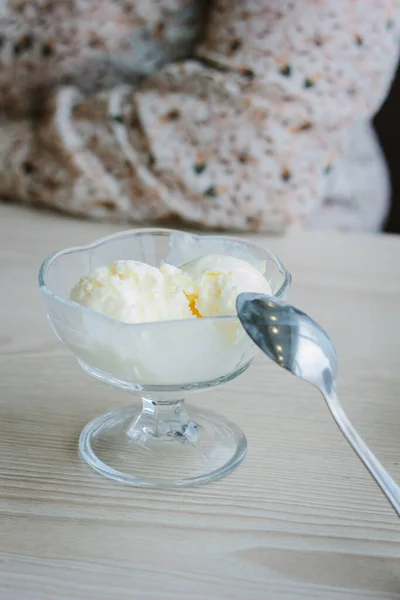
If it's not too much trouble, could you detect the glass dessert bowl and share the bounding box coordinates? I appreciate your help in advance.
[39,229,291,487]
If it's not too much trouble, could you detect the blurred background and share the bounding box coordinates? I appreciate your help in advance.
[375,62,400,233]
[1,1,399,234]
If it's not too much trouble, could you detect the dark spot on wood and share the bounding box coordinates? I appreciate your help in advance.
[194,163,207,174]
[303,78,315,89]
[314,36,324,47]
[279,64,292,77]
[22,161,35,174]
[204,186,217,198]
[41,43,54,57]
[148,155,155,167]
[112,115,123,124]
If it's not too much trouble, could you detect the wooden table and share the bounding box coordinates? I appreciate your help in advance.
[1,203,399,600]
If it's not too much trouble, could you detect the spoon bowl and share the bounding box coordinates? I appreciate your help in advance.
[236,293,338,394]
[237,292,400,517]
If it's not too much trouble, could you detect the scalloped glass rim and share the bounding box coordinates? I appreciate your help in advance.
[38,228,292,328]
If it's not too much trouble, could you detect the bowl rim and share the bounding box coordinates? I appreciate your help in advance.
[38,227,292,328]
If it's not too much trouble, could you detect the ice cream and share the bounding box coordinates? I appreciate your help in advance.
[70,254,271,324]
[181,254,271,318]
[70,260,192,324]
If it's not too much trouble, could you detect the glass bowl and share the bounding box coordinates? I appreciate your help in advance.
[39,229,291,487]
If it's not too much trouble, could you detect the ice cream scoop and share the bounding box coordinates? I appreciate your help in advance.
[180,254,272,318]
[70,260,192,324]
[70,254,271,324]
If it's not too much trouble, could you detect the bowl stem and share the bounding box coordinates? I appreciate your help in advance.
[126,397,198,445]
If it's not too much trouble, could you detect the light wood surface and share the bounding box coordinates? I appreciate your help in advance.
[1,203,399,600]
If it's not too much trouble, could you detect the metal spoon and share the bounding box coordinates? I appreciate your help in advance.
[236,292,400,516]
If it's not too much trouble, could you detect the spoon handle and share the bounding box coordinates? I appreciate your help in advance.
[325,392,400,516]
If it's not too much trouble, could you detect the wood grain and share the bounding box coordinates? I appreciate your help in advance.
[0,204,399,600]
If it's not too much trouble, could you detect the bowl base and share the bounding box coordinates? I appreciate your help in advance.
[79,404,247,488]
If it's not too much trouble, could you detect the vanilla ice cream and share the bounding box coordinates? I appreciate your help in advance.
[67,254,272,384]
[180,254,271,318]
[70,254,271,324]
[70,260,193,323]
